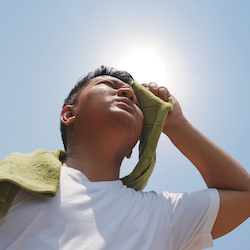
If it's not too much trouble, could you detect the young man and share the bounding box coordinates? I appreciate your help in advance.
[0,66,249,249]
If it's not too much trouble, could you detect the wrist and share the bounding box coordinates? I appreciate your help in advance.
[163,115,189,137]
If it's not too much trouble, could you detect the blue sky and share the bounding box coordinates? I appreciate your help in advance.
[1,1,250,249]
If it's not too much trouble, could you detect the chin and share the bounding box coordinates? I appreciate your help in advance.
[111,111,142,135]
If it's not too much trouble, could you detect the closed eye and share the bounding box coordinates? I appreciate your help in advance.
[103,81,114,88]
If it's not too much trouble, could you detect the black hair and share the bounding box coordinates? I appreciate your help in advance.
[60,65,133,151]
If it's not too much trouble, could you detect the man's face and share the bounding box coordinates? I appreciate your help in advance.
[72,75,144,147]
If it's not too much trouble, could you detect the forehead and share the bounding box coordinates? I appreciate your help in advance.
[89,75,130,87]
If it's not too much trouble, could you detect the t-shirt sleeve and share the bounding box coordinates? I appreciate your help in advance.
[160,188,220,250]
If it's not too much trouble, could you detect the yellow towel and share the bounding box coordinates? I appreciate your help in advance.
[0,150,65,218]
[121,79,173,190]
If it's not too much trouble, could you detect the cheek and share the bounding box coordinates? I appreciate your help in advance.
[77,91,111,112]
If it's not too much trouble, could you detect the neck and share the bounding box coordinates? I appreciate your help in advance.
[63,144,123,182]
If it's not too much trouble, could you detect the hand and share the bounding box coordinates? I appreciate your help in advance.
[141,82,185,134]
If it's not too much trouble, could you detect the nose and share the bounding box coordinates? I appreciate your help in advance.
[117,87,137,104]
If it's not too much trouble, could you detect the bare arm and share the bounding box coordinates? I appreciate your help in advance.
[164,115,250,239]
[143,82,250,239]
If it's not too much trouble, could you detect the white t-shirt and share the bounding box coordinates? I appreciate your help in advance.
[0,166,220,250]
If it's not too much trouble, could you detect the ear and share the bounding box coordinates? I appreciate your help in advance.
[60,105,75,125]
[126,149,132,159]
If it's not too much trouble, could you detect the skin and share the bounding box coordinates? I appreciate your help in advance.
[143,81,250,240]
[61,76,143,182]
[61,76,250,240]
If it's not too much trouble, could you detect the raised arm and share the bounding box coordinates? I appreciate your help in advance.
[142,82,250,239]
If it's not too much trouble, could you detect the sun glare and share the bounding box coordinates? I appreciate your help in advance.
[119,50,167,85]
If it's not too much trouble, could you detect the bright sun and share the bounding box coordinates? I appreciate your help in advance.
[119,50,167,85]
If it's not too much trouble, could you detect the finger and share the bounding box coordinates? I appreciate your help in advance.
[148,82,159,96]
[158,87,168,101]
[141,83,150,90]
